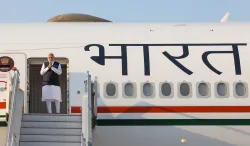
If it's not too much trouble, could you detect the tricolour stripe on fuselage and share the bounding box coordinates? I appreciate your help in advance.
[71,106,250,126]
[71,106,250,113]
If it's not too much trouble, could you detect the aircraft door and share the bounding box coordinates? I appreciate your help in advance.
[28,63,68,114]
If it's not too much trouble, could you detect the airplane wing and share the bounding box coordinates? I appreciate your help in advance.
[220,12,230,22]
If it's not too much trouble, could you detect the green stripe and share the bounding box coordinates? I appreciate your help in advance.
[0,115,7,127]
[0,122,7,127]
[97,119,250,126]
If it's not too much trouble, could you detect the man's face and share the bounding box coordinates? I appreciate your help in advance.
[47,54,54,62]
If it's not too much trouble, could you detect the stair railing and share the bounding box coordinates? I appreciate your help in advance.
[81,71,93,146]
[5,69,24,146]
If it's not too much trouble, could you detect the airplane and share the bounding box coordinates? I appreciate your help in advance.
[2,12,250,146]
[220,12,230,22]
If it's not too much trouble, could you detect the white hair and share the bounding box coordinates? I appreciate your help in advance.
[48,53,54,56]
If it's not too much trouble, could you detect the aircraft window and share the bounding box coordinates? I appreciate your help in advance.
[234,81,248,98]
[217,83,227,96]
[123,82,137,98]
[143,83,153,96]
[197,82,211,98]
[215,82,229,98]
[159,82,173,98]
[125,83,134,96]
[178,82,192,98]
[107,83,116,96]
[141,82,155,98]
[236,83,245,96]
[104,82,118,98]
[180,83,190,96]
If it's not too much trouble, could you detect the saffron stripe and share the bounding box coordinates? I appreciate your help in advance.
[71,107,81,113]
[71,106,250,113]
[0,102,5,109]
[96,119,250,126]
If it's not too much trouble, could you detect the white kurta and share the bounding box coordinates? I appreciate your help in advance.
[40,61,62,102]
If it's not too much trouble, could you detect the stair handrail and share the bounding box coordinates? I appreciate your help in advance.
[82,71,93,146]
[5,69,20,146]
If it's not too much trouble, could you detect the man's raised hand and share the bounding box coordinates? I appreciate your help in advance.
[48,61,52,68]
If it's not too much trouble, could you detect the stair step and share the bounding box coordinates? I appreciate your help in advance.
[21,121,81,128]
[20,134,81,142]
[22,114,81,122]
[20,127,81,135]
[19,141,80,146]
[19,114,83,146]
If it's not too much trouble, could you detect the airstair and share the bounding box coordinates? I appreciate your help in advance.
[5,68,96,146]
[19,114,82,146]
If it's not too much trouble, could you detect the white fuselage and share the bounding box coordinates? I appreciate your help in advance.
[0,22,250,146]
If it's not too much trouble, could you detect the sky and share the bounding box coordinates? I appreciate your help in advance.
[0,0,249,22]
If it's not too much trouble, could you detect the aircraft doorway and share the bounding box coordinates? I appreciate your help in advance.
[27,58,69,114]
